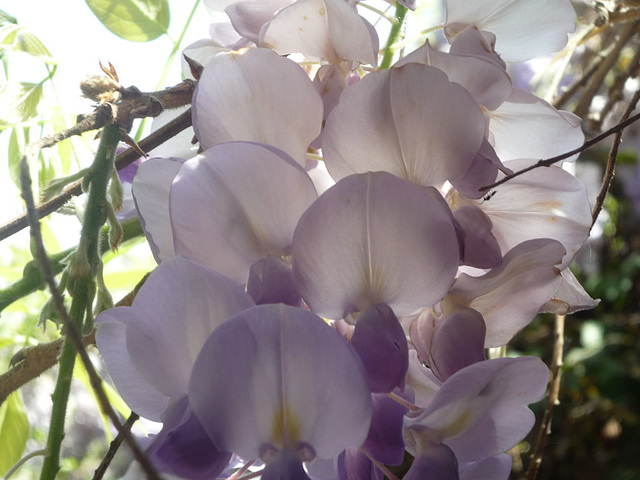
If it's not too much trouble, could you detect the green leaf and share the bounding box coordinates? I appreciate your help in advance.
[0,81,43,126]
[85,0,170,42]
[0,24,56,64]
[0,9,17,25]
[0,391,29,476]
[8,126,22,188]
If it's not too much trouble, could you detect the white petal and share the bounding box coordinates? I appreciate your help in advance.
[478,159,591,268]
[132,157,184,263]
[444,0,576,62]
[260,0,376,65]
[193,48,323,165]
[489,88,584,162]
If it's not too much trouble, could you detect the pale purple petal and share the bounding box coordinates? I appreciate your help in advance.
[453,206,501,269]
[489,88,584,163]
[170,142,318,284]
[406,350,441,409]
[449,139,508,200]
[397,41,511,110]
[247,256,301,307]
[132,157,184,263]
[404,442,459,480]
[153,407,232,480]
[95,313,169,421]
[444,239,565,347]
[337,449,384,480]
[428,309,486,381]
[120,256,254,398]
[448,27,505,70]
[350,304,408,393]
[193,48,323,165]
[260,0,377,66]
[541,268,600,315]
[405,356,548,462]
[444,0,576,61]
[261,448,311,480]
[225,0,295,43]
[323,64,485,187]
[189,304,372,461]
[292,172,460,319]
[363,393,407,465]
[459,454,512,480]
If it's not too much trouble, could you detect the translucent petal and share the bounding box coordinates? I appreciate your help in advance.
[476,159,591,268]
[323,65,484,187]
[189,304,372,461]
[444,239,565,347]
[121,257,254,398]
[489,88,584,163]
[405,357,548,462]
[292,172,459,319]
[170,142,318,284]
[444,0,576,61]
[260,0,376,65]
[132,157,184,263]
[95,312,169,421]
[193,48,323,165]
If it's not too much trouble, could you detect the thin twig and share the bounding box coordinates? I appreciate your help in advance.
[591,89,640,227]
[479,110,640,191]
[572,21,639,119]
[524,314,566,480]
[0,107,192,242]
[552,49,609,109]
[93,412,140,480]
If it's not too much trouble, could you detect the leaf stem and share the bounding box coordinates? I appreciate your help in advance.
[380,4,408,69]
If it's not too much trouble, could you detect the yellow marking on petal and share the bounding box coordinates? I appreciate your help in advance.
[271,404,302,449]
[441,409,471,438]
[318,6,326,15]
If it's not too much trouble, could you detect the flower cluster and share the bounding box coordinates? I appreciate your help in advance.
[96,1,598,479]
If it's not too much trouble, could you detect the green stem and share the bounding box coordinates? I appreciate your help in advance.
[134,0,201,141]
[380,3,408,69]
[39,125,122,480]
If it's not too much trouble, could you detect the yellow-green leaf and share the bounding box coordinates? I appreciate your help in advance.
[0,391,29,476]
[0,24,56,64]
[0,82,43,126]
[85,0,170,42]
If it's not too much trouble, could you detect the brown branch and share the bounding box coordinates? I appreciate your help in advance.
[0,332,95,407]
[572,21,639,119]
[589,44,640,132]
[0,107,192,242]
[591,88,640,227]
[93,412,140,480]
[479,109,640,191]
[0,271,146,406]
[524,314,566,480]
[552,52,603,110]
[609,7,640,24]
